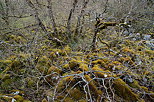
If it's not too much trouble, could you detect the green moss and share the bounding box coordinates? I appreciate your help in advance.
[128,80,141,89]
[92,59,106,66]
[84,75,102,98]
[128,80,154,99]
[122,47,135,54]
[107,61,124,71]
[63,97,74,102]
[62,45,72,54]
[46,66,62,85]
[78,99,87,102]
[47,66,62,74]
[92,65,113,78]
[64,76,75,83]
[23,100,32,102]
[38,56,50,65]
[57,95,64,100]
[13,95,24,102]
[78,63,89,71]
[1,32,153,102]
[26,77,35,87]
[2,60,12,64]
[113,78,139,101]
[112,61,122,65]
[92,65,104,71]
[0,73,10,80]
[50,49,65,56]
[42,98,48,102]
[145,50,154,55]
[63,64,71,69]
[1,79,12,90]
[69,88,84,100]
[36,56,51,74]
[56,72,79,92]
[10,60,22,69]
[50,51,57,59]
[1,95,12,102]
[148,91,154,98]
[63,59,87,71]
[118,57,134,65]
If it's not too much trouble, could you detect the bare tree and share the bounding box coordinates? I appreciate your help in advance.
[47,0,57,35]
[66,0,78,39]
[0,0,10,26]
[75,0,89,36]
[25,0,65,45]
[25,0,48,33]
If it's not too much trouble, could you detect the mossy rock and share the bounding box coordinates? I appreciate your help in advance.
[10,90,24,95]
[0,73,10,80]
[107,61,124,71]
[36,56,51,74]
[50,47,70,57]
[145,50,154,56]
[63,59,88,71]
[122,47,135,53]
[46,66,62,85]
[62,45,72,54]
[47,66,62,75]
[1,60,12,64]
[84,75,102,98]
[63,97,74,102]
[56,96,74,102]
[92,65,114,78]
[56,74,76,92]
[78,63,89,71]
[26,77,35,87]
[0,99,5,102]
[128,80,154,99]
[92,59,106,67]
[42,98,48,102]
[128,80,141,89]
[10,60,22,70]
[13,95,24,102]
[69,88,85,100]
[78,99,87,102]
[23,100,32,102]
[118,56,134,65]
[1,95,12,102]
[1,79,13,90]
[38,56,50,65]
[113,78,139,101]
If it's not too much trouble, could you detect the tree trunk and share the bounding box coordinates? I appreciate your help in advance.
[25,0,65,45]
[47,0,57,35]
[66,0,78,40]
[75,0,89,36]
[4,0,9,26]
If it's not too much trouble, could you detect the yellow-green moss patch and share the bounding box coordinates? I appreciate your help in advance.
[113,78,139,101]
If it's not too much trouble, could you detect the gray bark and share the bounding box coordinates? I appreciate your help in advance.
[47,0,57,35]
